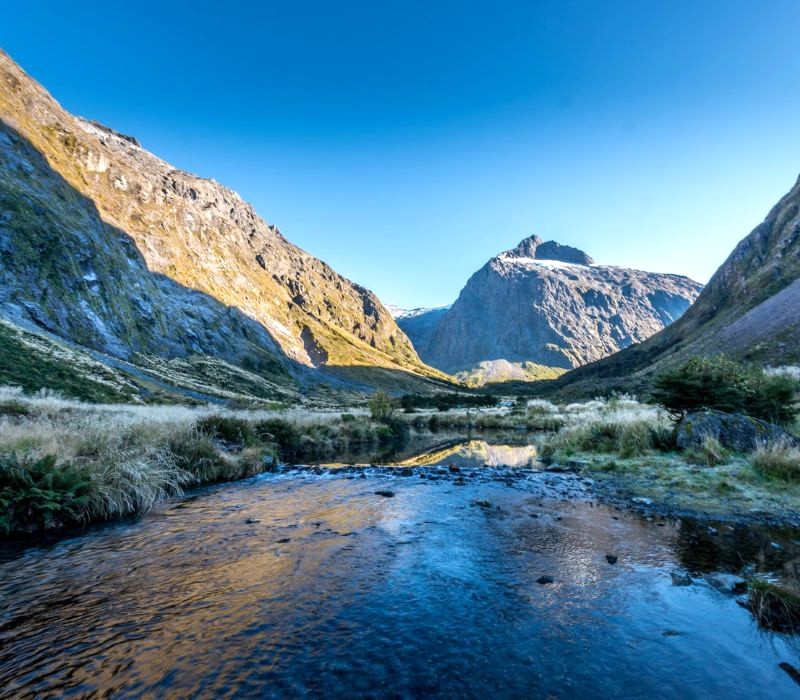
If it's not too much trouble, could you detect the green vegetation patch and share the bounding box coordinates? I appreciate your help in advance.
[0,322,134,403]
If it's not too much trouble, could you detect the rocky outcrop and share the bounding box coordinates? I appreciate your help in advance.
[675,410,800,453]
[407,235,702,373]
[0,50,442,392]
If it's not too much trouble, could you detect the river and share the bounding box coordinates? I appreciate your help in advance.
[1,441,799,698]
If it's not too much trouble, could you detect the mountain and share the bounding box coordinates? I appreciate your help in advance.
[547,174,800,398]
[399,235,703,375]
[388,305,450,360]
[0,50,448,400]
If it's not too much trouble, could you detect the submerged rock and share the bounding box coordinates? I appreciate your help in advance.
[676,410,800,454]
[374,490,395,498]
[671,572,693,586]
[537,575,555,585]
[605,555,618,565]
[705,573,747,594]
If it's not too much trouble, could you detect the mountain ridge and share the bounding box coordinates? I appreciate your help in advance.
[396,236,703,375]
[0,49,451,399]
[545,173,800,398]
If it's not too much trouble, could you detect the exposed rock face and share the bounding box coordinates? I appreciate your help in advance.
[0,50,437,386]
[406,235,702,373]
[551,173,800,398]
[675,410,800,453]
[389,305,450,359]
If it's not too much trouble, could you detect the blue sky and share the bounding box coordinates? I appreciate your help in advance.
[3,1,800,308]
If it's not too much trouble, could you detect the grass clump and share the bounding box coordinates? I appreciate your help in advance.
[746,578,800,632]
[542,419,668,460]
[687,436,730,467]
[750,440,800,481]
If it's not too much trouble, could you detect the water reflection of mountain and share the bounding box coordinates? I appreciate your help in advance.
[396,440,539,469]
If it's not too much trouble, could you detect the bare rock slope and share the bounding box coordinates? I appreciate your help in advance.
[404,235,702,374]
[0,50,446,398]
[549,174,800,398]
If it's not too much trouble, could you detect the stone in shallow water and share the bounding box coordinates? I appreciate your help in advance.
[605,555,618,565]
[704,573,747,594]
[537,575,555,585]
[374,490,395,498]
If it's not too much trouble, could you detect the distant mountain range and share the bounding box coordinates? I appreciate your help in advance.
[393,235,703,381]
[1,46,796,403]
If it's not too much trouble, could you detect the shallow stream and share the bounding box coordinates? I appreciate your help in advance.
[1,441,799,698]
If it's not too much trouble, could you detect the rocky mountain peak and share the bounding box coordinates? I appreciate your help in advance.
[504,235,595,266]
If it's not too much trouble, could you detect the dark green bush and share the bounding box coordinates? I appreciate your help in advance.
[399,393,498,412]
[196,415,256,446]
[0,454,92,534]
[651,356,798,426]
[253,418,302,460]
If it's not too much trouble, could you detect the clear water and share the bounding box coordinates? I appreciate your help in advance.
[1,446,800,698]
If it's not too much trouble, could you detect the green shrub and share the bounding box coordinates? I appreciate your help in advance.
[0,454,92,533]
[168,430,224,481]
[368,391,396,422]
[652,356,798,425]
[750,440,800,481]
[196,415,256,446]
[340,413,357,423]
[253,418,301,460]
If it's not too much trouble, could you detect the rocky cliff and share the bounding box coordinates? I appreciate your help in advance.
[401,235,703,374]
[549,174,800,397]
[0,50,446,399]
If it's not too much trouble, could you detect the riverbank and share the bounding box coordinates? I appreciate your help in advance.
[2,386,799,535]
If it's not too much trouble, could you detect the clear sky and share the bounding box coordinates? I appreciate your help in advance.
[3,1,800,308]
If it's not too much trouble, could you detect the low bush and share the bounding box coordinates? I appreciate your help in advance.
[196,415,256,446]
[652,356,798,426]
[0,453,92,533]
[750,440,800,481]
[542,418,671,460]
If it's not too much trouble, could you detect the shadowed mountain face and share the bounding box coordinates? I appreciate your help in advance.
[0,50,445,394]
[549,174,800,398]
[397,235,703,374]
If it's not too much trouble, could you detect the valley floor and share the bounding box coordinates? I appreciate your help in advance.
[1,387,799,536]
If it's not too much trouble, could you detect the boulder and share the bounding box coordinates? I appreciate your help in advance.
[676,410,800,454]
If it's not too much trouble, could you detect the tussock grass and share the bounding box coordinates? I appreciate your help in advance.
[687,436,730,467]
[750,440,800,481]
[0,386,412,533]
[539,397,672,461]
[747,578,800,632]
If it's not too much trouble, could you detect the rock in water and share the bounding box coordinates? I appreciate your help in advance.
[374,490,395,498]
[676,410,800,453]
[537,575,555,585]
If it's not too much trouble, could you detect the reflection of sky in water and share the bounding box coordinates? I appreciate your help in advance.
[1,476,800,697]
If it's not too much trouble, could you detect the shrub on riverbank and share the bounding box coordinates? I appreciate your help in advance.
[539,401,672,461]
[652,357,798,426]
